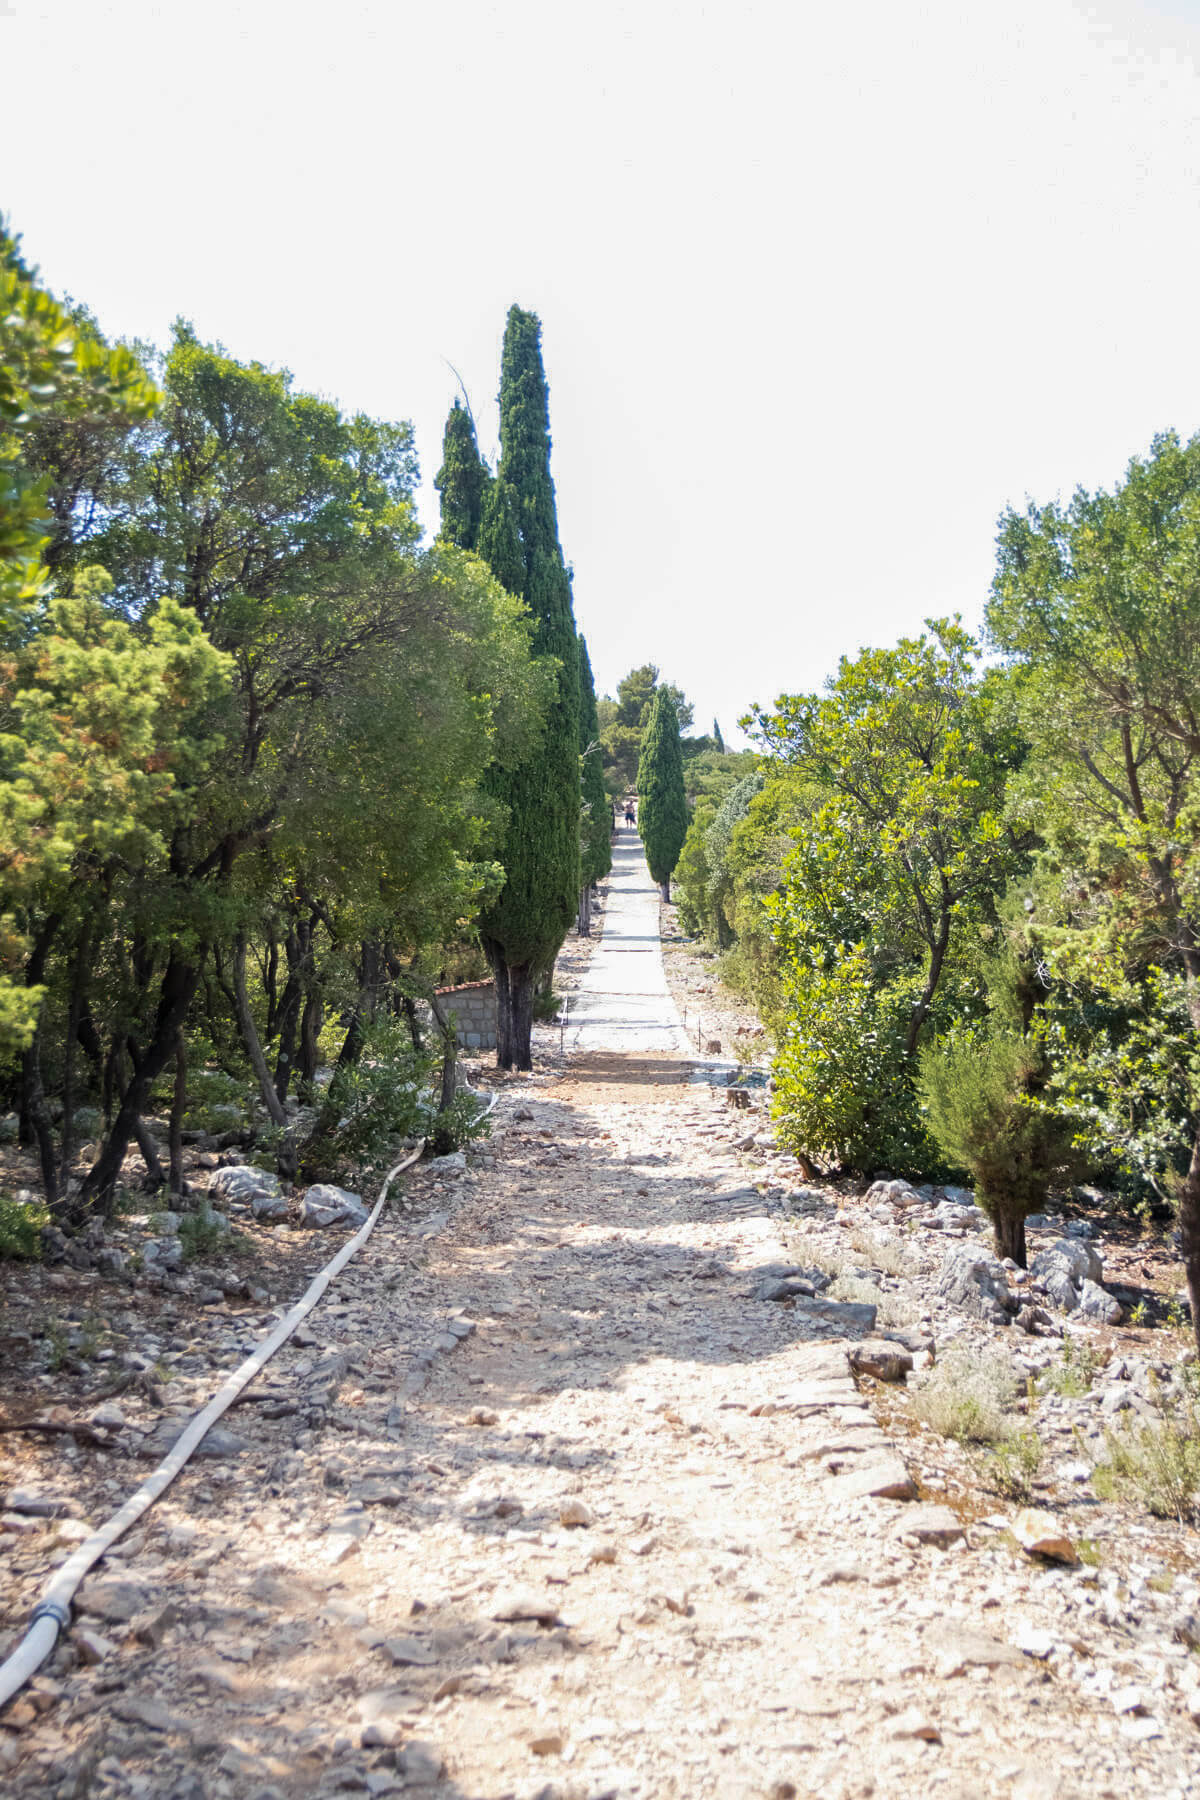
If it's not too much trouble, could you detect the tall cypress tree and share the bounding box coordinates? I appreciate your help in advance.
[578,634,611,935]
[434,399,487,550]
[638,685,689,902]
[476,306,580,1067]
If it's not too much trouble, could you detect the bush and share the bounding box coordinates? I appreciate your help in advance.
[320,1017,433,1174]
[919,1020,1084,1265]
[1093,1384,1200,1521]
[428,1089,494,1158]
[911,1345,1018,1444]
[178,1207,229,1259]
[0,1192,48,1259]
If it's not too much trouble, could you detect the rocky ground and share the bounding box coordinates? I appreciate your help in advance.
[1,910,1199,1798]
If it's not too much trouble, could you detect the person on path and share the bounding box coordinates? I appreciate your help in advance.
[624,802,636,827]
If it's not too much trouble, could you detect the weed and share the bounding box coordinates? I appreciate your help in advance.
[1076,1537,1103,1567]
[1041,1337,1103,1398]
[178,1209,228,1259]
[1129,1299,1150,1328]
[1167,1298,1191,1332]
[0,1192,48,1260]
[828,1272,917,1328]
[1148,1569,1175,1594]
[912,1346,1019,1445]
[44,1317,71,1371]
[1093,1388,1200,1522]
[985,1428,1043,1500]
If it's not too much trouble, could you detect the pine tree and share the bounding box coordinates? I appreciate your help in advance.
[477,306,580,1067]
[638,685,689,901]
[713,717,725,753]
[434,398,488,550]
[578,634,611,934]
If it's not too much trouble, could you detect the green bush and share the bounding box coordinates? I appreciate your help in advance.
[0,1192,48,1259]
[428,1090,494,1158]
[323,1016,433,1172]
[919,1021,1084,1264]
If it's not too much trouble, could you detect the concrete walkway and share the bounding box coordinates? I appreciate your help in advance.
[563,825,690,1054]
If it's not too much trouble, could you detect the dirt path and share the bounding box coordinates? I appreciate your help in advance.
[3,857,1198,1798]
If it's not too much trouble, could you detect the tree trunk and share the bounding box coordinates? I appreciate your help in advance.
[78,954,199,1219]
[509,965,535,1072]
[134,1117,166,1190]
[660,880,671,903]
[577,884,591,937]
[169,1031,187,1201]
[1178,1131,1200,1353]
[990,1204,1027,1268]
[298,988,322,1093]
[231,933,295,1178]
[21,914,61,1206]
[489,955,513,1070]
[272,916,312,1103]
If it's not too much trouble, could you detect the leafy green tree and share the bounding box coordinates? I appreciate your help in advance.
[637,686,689,901]
[434,398,488,551]
[600,664,694,798]
[754,621,1030,1174]
[577,634,611,933]
[476,306,580,1068]
[988,429,1200,1341]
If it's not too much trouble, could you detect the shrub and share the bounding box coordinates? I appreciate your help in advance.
[320,1017,433,1173]
[178,1207,230,1259]
[919,1021,1084,1265]
[0,1192,49,1259]
[988,1428,1044,1500]
[427,1089,494,1159]
[911,1345,1018,1444]
[1093,1386,1200,1521]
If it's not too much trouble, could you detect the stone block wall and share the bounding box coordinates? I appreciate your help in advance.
[435,980,498,1052]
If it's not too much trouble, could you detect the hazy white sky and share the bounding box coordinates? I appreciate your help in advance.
[4,0,1200,740]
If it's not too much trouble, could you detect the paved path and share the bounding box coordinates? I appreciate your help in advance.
[564,826,689,1055]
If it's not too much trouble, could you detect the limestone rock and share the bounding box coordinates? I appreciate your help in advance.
[1011,1507,1078,1564]
[251,1187,290,1222]
[822,1452,916,1503]
[938,1242,1016,1323]
[890,1502,965,1548]
[209,1163,280,1205]
[301,1183,369,1228]
[1077,1277,1124,1324]
[848,1339,913,1382]
[491,1590,564,1625]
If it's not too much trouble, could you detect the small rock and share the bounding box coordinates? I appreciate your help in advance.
[399,1741,444,1785]
[1011,1507,1078,1565]
[529,1732,565,1756]
[890,1502,964,1549]
[491,1590,564,1626]
[849,1339,914,1382]
[888,1708,942,1742]
[384,1636,435,1666]
[559,1499,593,1528]
[469,1406,499,1426]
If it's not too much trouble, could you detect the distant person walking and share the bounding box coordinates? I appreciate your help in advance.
[624,802,636,828]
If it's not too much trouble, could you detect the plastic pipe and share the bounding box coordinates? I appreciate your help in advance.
[0,1144,425,1711]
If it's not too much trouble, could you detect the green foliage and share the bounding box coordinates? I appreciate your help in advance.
[637,685,689,891]
[177,1207,230,1260]
[477,308,580,1065]
[987,1428,1044,1501]
[435,398,488,551]
[428,1089,493,1158]
[1040,1337,1103,1397]
[599,663,694,797]
[321,1015,434,1175]
[578,635,611,889]
[756,621,1029,1174]
[0,1191,48,1259]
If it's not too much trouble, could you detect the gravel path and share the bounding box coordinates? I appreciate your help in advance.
[563,829,688,1057]
[3,869,1198,1799]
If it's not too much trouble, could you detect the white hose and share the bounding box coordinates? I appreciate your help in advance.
[0,1144,425,1709]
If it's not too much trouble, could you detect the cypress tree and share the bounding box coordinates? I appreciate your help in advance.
[713,716,725,753]
[578,634,611,935]
[477,306,580,1068]
[434,399,487,550]
[638,685,689,902]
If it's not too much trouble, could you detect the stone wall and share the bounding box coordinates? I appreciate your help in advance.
[434,980,497,1052]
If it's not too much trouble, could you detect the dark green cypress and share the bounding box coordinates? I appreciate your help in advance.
[713,716,725,753]
[477,306,580,1067]
[434,399,487,550]
[637,685,689,901]
[578,634,612,933]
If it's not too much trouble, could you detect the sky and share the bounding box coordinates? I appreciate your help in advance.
[4,0,1200,744]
